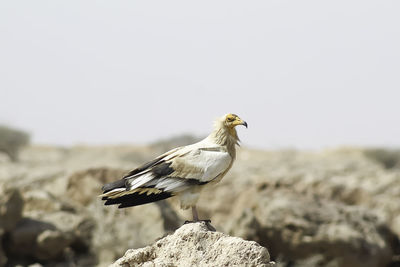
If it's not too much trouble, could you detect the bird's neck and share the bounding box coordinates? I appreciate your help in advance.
[209,123,239,158]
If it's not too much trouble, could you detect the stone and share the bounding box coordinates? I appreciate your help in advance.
[66,167,126,206]
[0,229,7,267]
[2,145,400,266]
[6,211,95,261]
[227,186,394,267]
[0,187,24,232]
[111,222,274,267]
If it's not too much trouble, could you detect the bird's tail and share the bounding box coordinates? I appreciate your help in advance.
[100,179,172,209]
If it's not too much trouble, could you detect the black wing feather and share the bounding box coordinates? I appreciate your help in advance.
[101,156,176,208]
[104,191,172,208]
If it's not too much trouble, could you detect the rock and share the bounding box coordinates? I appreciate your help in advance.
[6,218,60,260]
[66,167,127,206]
[0,229,6,267]
[111,222,274,267]
[5,211,95,262]
[22,190,64,213]
[227,186,395,267]
[0,187,24,232]
[3,145,400,267]
[90,201,166,265]
[36,229,72,259]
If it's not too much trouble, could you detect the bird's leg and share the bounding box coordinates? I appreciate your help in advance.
[184,206,201,223]
[184,206,210,223]
[192,206,211,223]
[183,206,215,231]
[192,206,199,221]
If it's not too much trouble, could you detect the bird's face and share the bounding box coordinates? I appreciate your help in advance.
[224,114,248,129]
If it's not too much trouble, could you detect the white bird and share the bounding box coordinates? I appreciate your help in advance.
[100,113,247,222]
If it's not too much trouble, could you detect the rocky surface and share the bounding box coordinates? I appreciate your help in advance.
[226,187,394,267]
[0,144,400,266]
[196,149,400,266]
[111,222,274,267]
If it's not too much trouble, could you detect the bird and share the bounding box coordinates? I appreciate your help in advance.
[100,113,247,222]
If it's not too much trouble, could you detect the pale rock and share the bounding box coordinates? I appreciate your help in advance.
[227,186,394,267]
[111,222,274,267]
[66,167,126,206]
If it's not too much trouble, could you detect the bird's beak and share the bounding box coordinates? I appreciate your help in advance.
[236,119,248,128]
[232,117,248,128]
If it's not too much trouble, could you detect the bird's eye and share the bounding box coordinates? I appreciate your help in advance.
[227,117,235,122]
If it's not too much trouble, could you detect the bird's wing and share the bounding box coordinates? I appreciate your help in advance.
[167,146,232,183]
[100,143,232,204]
[126,144,231,192]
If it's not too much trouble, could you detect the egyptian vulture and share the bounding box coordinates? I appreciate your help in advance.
[100,113,247,222]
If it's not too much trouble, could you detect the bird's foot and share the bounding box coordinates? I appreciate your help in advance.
[183,220,216,231]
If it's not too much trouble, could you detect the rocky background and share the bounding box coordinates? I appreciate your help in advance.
[1,136,400,266]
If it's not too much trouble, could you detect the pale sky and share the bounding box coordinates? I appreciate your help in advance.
[1,1,399,149]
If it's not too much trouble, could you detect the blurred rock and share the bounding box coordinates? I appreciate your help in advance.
[363,148,400,169]
[226,186,394,267]
[0,187,24,232]
[155,201,182,232]
[6,218,60,260]
[2,145,400,266]
[111,222,274,267]
[22,190,64,213]
[6,211,95,262]
[66,167,126,206]
[0,229,6,267]
[90,201,167,265]
[0,124,30,162]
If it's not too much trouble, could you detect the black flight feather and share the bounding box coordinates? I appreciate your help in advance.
[104,191,172,208]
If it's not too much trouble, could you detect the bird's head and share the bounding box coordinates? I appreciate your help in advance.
[223,113,248,129]
[211,113,247,146]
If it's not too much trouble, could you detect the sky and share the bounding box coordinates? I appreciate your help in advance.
[1,1,399,149]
